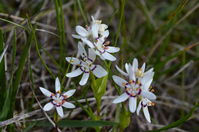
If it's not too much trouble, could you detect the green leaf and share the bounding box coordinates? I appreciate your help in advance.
[97,75,108,97]
[148,103,199,132]
[35,120,117,128]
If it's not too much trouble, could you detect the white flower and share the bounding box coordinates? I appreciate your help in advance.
[72,16,120,61]
[66,43,107,86]
[39,77,76,117]
[137,98,155,123]
[112,64,156,113]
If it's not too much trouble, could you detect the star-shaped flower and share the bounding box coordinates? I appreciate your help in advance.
[112,61,156,113]
[39,77,76,117]
[137,98,155,123]
[66,43,107,85]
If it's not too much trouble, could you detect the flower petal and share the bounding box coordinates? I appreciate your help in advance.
[106,46,120,53]
[115,65,128,76]
[144,68,154,76]
[141,72,154,84]
[78,42,87,57]
[88,48,96,61]
[63,89,76,98]
[113,93,129,103]
[125,63,130,74]
[72,34,82,39]
[143,79,153,90]
[66,68,83,78]
[136,101,142,115]
[63,102,76,109]
[76,25,89,37]
[129,65,136,81]
[66,57,80,65]
[43,102,54,111]
[79,73,90,86]
[82,38,95,48]
[132,58,138,71]
[141,90,156,100]
[56,106,64,117]
[129,97,137,113]
[101,52,116,61]
[92,65,107,78]
[141,63,146,73]
[143,107,151,123]
[101,30,109,39]
[55,77,61,93]
[112,75,128,88]
[39,87,53,97]
[91,23,99,38]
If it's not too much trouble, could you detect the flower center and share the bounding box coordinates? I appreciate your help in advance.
[125,80,142,97]
[51,94,66,107]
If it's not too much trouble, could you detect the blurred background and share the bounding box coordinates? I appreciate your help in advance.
[0,0,199,131]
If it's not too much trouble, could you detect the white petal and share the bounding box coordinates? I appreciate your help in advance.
[88,48,96,61]
[63,102,75,109]
[92,65,107,78]
[66,57,80,65]
[106,46,120,53]
[91,16,95,21]
[76,25,89,37]
[143,79,153,90]
[55,77,61,93]
[112,93,129,103]
[132,58,138,71]
[141,63,146,73]
[79,73,89,86]
[56,106,64,117]
[63,89,76,98]
[101,30,109,39]
[112,75,128,88]
[39,87,53,97]
[144,68,154,76]
[82,38,95,48]
[72,34,82,39]
[100,24,108,31]
[43,102,54,111]
[115,65,128,76]
[141,72,154,84]
[78,42,87,57]
[101,52,116,61]
[125,63,130,74]
[136,101,142,115]
[129,65,135,81]
[141,90,156,100]
[91,23,99,38]
[129,97,137,113]
[66,68,83,78]
[143,107,151,123]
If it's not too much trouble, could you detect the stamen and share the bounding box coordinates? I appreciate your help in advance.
[122,82,126,86]
[70,59,74,63]
[136,69,144,77]
[104,41,110,46]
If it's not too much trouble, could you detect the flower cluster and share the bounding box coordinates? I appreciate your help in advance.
[112,58,156,122]
[39,16,157,123]
[66,16,120,85]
